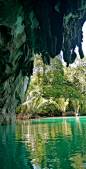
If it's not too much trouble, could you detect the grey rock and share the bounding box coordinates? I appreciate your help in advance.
[0,0,86,124]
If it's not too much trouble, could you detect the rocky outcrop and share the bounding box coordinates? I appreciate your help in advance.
[0,1,33,124]
[0,0,86,124]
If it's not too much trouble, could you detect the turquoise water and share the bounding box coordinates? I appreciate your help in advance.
[0,117,86,169]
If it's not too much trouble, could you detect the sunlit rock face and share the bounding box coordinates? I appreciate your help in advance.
[0,0,86,124]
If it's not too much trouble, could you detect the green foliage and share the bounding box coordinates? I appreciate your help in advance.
[37,98,60,116]
[71,99,80,116]
[15,106,21,114]
[16,54,86,117]
[15,105,27,114]
[80,99,86,115]
[57,96,69,113]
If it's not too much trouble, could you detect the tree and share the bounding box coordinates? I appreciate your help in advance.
[71,99,80,116]
[16,53,86,117]
[57,96,69,115]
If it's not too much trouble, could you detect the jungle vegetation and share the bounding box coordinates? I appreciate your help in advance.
[15,53,86,117]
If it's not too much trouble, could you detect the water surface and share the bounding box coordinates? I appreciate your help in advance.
[0,117,86,169]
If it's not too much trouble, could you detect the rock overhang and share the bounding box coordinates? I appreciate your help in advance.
[0,0,86,124]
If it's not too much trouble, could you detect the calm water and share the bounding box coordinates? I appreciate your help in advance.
[0,117,86,169]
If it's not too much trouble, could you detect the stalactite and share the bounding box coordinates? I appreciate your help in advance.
[0,0,86,124]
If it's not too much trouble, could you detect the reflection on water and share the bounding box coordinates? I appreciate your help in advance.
[70,153,86,169]
[0,123,33,169]
[15,117,86,169]
[1,117,86,169]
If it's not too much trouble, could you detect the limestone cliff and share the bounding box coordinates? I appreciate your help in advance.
[0,0,86,124]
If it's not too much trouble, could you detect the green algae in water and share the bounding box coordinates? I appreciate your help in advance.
[0,117,86,169]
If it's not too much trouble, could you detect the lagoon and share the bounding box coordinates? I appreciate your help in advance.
[0,117,86,169]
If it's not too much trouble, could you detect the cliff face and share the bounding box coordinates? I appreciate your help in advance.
[0,0,86,124]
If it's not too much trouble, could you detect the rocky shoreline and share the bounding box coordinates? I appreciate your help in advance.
[16,111,78,120]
